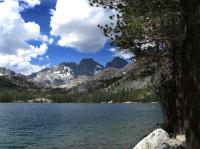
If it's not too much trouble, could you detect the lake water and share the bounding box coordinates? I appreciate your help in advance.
[0,103,162,149]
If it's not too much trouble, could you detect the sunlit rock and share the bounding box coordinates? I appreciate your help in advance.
[133,129,170,149]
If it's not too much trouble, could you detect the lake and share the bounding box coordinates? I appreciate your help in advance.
[0,103,162,149]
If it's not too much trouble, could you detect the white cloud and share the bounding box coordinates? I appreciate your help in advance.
[21,0,40,8]
[0,44,48,75]
[39,55,50,61]
[0,0,49,74]
[109,48,133,60]
[48,38,54,44]
[50,0,116,53]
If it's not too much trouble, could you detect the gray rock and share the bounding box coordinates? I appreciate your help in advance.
[155,144,171,149]
[133,129,170,149]
[133,129,186,149]
[31,98,53,103]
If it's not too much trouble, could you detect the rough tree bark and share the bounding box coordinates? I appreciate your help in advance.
[159,39,185,136]
[158,44,177,136]
[182,0,200,148]
[173,40,185,136]
[175,45,185,135]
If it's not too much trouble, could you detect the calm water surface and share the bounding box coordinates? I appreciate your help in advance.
[0,103,162,149]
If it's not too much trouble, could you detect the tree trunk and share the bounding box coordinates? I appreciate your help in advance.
[182,0,200,148]
[159,47,176,136]
[160,40,185,136]
[173,40,185,135]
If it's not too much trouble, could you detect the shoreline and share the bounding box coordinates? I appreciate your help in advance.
[0,101,159,104]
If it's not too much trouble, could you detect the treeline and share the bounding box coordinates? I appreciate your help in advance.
[52,88,156,103]
[0,87,156,103]
[0,88,46,102]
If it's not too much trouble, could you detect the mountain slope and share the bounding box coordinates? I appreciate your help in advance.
[67,63,153,94]
[0,75,39,89]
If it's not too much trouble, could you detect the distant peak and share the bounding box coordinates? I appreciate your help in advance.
[106,57,128,69]
[79,58,97,64]
[60,62,77,67]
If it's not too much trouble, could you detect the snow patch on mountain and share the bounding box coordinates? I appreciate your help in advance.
[31,65,75,86]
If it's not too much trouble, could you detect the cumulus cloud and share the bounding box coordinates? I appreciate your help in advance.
[109,48,133,60]
[50,0,116,53]
[0,0,49,74]
[20,0,40,8]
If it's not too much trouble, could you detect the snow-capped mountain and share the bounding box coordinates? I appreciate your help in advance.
[30,65,75,86]
[29,57,128,87]
[29,58,105,87]
[0,57,154,99]
[0,57,128,88]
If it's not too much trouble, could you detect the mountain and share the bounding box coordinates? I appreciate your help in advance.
[0,75,39,89]
[0,57,129,89]
[77,58,104,76]
[60,59,104,76]
[0,67,41,89]
[0,67,16,76]
[60,62,78,75]
[106,57,128,69]
[68,67,124,94]
[29,58,105,87]
[30,64,75,87]
[67,63,153,94]
[0,59,157,103]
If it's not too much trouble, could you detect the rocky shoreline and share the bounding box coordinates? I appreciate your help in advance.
[133,129,186,149]
[13,98,53,103]
[11,100,158,104]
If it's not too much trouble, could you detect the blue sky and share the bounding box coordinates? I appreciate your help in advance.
[0,0,131,74]
[31,42,115,66]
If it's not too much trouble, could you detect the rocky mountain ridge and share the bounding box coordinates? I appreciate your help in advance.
[67,63,153,94]
[0,57,154,93]
[0,57,129,88]
[29,57,128,87]
[0,67,16,76]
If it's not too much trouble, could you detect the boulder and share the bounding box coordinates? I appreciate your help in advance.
[155,144,171,149]
[167,138,186,149]
[133,129,170,149]
[32,98,53,103]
